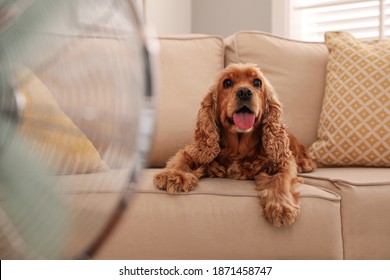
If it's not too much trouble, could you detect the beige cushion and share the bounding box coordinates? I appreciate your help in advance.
[301,167,390,259]
[94,169,343,260]
[309,32,390,166]
[36,38,141,169]
[44,169,129,258]
[149,35,224,167]
[225,31,329,147]
[16,68,108,174]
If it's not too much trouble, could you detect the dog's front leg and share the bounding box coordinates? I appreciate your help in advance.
[153,148,204,193]
[254,161,302,227]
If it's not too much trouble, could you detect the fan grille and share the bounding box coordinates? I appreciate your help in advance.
[0,0,155,259]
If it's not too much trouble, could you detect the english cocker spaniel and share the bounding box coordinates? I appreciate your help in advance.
[154,63,316,227]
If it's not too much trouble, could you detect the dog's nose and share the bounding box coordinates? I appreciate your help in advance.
[236,87,253,101]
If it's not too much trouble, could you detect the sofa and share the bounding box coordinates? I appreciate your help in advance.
[90,31,389,260]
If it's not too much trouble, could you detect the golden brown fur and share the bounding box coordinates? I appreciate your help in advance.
[154,63,316,227]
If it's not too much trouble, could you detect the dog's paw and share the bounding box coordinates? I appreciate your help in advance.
[263,200,300,227]
[297,158,317,173]
[153,170,199,194]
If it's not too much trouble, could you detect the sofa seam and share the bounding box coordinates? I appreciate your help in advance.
[233,34,241,63]
[233,30,326,45]
[300,174,390,187]
[133,189,341,201]
[339,200,346,260]
[158,35,224,42]
[220,39,226,70]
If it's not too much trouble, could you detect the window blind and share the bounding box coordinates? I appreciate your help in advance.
[291,0,390,41]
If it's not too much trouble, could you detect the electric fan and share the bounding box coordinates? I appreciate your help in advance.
[0,0,156,259]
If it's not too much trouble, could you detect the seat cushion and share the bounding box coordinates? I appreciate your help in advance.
[94,169,343,260]
[301,167,390,259]
[56,169,130,258]
[225,31,328,147]
[149,35,224,167]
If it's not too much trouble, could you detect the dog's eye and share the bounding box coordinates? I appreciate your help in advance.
[223,78,233,88]
[253,78,262,88]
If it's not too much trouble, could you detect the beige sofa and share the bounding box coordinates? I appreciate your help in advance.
[94,31,390,260]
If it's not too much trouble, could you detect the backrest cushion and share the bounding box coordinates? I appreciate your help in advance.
[35,38,143,169]
[149,35,224,167]
[225,31,328,147]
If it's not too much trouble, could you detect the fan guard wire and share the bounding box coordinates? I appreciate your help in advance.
[0,0,157,259]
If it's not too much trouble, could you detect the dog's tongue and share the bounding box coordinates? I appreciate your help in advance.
[233,112,255,130]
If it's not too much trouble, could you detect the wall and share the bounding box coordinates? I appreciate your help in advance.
[145,0,192,35]
[192,0,272,37]
[145,0,272,36]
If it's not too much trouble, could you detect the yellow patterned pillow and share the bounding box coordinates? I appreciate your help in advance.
[309,32,390,166]
[16,68,109,174]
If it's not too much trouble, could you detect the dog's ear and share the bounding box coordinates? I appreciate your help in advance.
[261,78,292,170]
[186,88,220,164]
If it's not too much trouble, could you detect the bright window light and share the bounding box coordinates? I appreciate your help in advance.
[290,0,390,41]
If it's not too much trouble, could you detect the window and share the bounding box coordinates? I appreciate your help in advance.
[287,0,390,41]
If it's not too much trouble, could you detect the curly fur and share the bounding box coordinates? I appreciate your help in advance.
[154,63,316,227]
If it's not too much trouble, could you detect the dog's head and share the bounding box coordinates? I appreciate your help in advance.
[187,63,288,164]
[215,63,265,133]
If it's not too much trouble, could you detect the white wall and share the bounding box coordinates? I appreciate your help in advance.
[145,0,192,35]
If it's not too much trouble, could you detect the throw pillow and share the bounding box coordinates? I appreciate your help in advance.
[309,32,390,166]
[16,68,109,174]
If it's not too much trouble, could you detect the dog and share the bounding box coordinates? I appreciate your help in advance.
[154,63,316,227]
